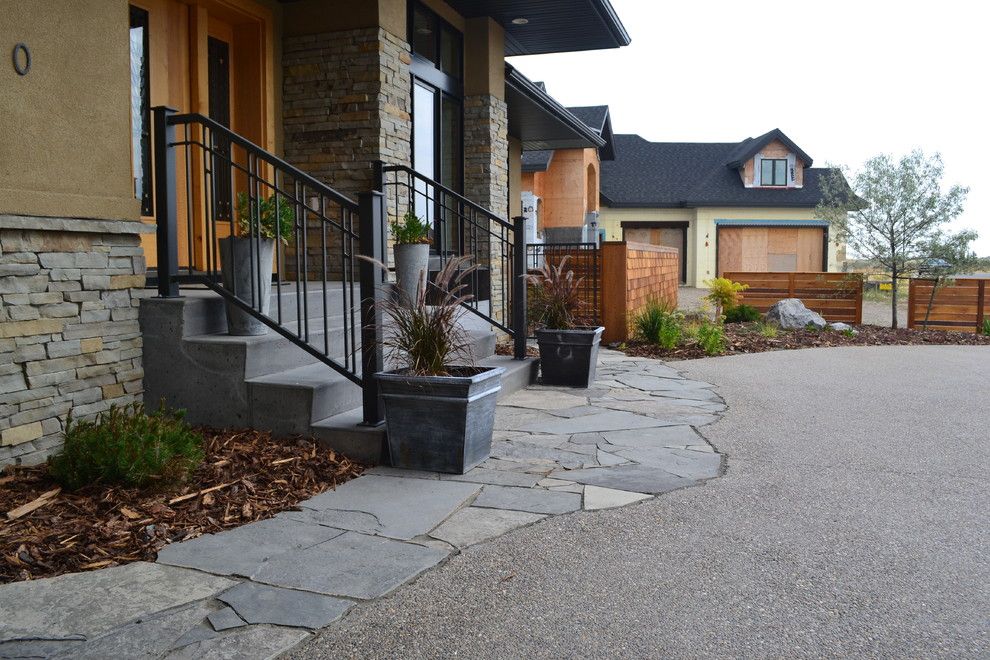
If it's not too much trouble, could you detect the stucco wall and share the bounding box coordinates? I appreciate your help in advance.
[0,0,139,221]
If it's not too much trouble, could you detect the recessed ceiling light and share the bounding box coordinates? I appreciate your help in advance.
[511,17,529,25]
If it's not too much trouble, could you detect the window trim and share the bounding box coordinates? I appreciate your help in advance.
[760,158,788,187]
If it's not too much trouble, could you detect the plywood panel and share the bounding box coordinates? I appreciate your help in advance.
[740,227,769,272]
[796,228,824,271]
[768,227,798,254]
[718,228,743,274]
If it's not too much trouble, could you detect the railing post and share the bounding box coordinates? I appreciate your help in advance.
[512,216,527,360]
[152,106,179,297]
[359,190,386,426]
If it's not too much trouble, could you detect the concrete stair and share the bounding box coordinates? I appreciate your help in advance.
[140,284,537,464]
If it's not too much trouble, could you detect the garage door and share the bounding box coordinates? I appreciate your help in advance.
[717,226,824,275]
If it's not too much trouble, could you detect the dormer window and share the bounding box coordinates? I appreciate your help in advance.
[761,158,787,186]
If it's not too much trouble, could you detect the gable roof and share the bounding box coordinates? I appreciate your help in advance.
[724,128,814,168]
[566,105,615,161]
[599,133,837,209]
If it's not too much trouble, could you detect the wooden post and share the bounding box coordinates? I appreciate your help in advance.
[977,280,986,334]
[600,242,627,343]
[787,272,796,298]
[907,279,916,329]
[855,275,864,325]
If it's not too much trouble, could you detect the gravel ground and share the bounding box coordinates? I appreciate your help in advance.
[289,346,990,659]
[678,286,906,327]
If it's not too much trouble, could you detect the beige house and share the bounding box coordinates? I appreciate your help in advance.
[598,129,846,286]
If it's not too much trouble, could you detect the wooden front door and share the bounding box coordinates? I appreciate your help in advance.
[717,226,824,275]
[129,0,273,271]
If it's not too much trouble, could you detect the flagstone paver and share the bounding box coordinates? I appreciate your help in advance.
[429,507,546,548]
[0,350,725,660]
[217,583,352,630]
[473,484,583,515]
[250,531,449,599]
[583,485,652,510]
[156,517,344,577]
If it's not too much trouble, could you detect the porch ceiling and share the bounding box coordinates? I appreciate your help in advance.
[445,0,631,55]
[505,65,606,152]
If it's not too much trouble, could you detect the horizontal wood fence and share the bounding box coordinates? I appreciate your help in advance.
[601,242,680,342]
[908,278,988,333]
[724,272,864,324]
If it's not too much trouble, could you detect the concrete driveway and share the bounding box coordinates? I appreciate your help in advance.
[290,346,989,659]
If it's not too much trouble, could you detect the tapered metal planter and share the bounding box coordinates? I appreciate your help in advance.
[218,236,274,336]
[393,243,430,305]
[535,326,604,388]
[377,366,504,474]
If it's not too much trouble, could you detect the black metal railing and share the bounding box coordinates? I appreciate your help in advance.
[378,164,527,359]
[525,242,601,329]
[152,106,386,424]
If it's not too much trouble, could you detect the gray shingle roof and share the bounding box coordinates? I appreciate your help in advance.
[522,150,554,172]
[600,133,837,208]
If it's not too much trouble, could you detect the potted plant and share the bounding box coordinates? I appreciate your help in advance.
[391,210,431,306]
[218,192,293,335]
[525,256,604,388]
[375,257,504,474]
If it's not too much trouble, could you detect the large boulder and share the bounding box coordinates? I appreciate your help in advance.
[765,298,827,330]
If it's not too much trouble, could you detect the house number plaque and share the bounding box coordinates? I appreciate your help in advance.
[12,43,31,76]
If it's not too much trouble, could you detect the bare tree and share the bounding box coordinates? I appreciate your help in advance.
[817,150,968,328]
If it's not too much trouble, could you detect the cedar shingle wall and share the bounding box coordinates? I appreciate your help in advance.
[601,241,679,342]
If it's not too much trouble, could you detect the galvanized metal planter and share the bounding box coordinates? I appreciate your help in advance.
[393,243,430,305]
[535,326,604,388]
[377,366,504,474]
[218,236,274,336]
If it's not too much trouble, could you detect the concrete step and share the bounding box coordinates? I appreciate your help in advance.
[310,355,540,465]
[173,287,352,337]
[247,363,363,436]
[183,321,357,380]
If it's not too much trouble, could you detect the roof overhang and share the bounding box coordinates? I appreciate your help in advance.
[506,65,606,151]
[445,0,630,56]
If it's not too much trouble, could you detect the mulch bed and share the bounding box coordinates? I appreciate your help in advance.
[622,324,990,361]
[0,429,364,584]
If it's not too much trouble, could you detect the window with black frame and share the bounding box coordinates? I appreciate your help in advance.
[129,5,152,216]
[410,2,463,255]
[760,158,788,186]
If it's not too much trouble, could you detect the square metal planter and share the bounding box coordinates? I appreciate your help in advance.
[376,366,504,474]
[535,326,604,388]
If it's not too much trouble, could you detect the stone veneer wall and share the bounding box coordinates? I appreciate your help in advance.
[463,94,510,323]
[0,219,147,466]
[282,26,412,278]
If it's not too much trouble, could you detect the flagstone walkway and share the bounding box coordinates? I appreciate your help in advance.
[0,351,725,660]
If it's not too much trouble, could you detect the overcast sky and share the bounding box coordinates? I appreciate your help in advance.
[507,0,989,255]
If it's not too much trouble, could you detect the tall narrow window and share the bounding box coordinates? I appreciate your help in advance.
[129,5,152,216]
[760,158,788,186]
[409,2,463,253]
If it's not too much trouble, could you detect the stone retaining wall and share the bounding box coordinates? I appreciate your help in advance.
[1,221,147,465]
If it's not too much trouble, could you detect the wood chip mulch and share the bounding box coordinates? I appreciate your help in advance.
[0,428,364,584]
[622,324,990,361]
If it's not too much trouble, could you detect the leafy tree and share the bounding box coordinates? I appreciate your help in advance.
[918,230,990,329]
[817,150,969,328]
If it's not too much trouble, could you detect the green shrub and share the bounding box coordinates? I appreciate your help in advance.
[723,304,761,324]
[704,277,749,318]
[633,299,683,349]
[48,403,203,491]
[234,192,294,243]
[390,210,431,245]
[757,321,779,338]
[982,318,990,336]
[696,320,726,356]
